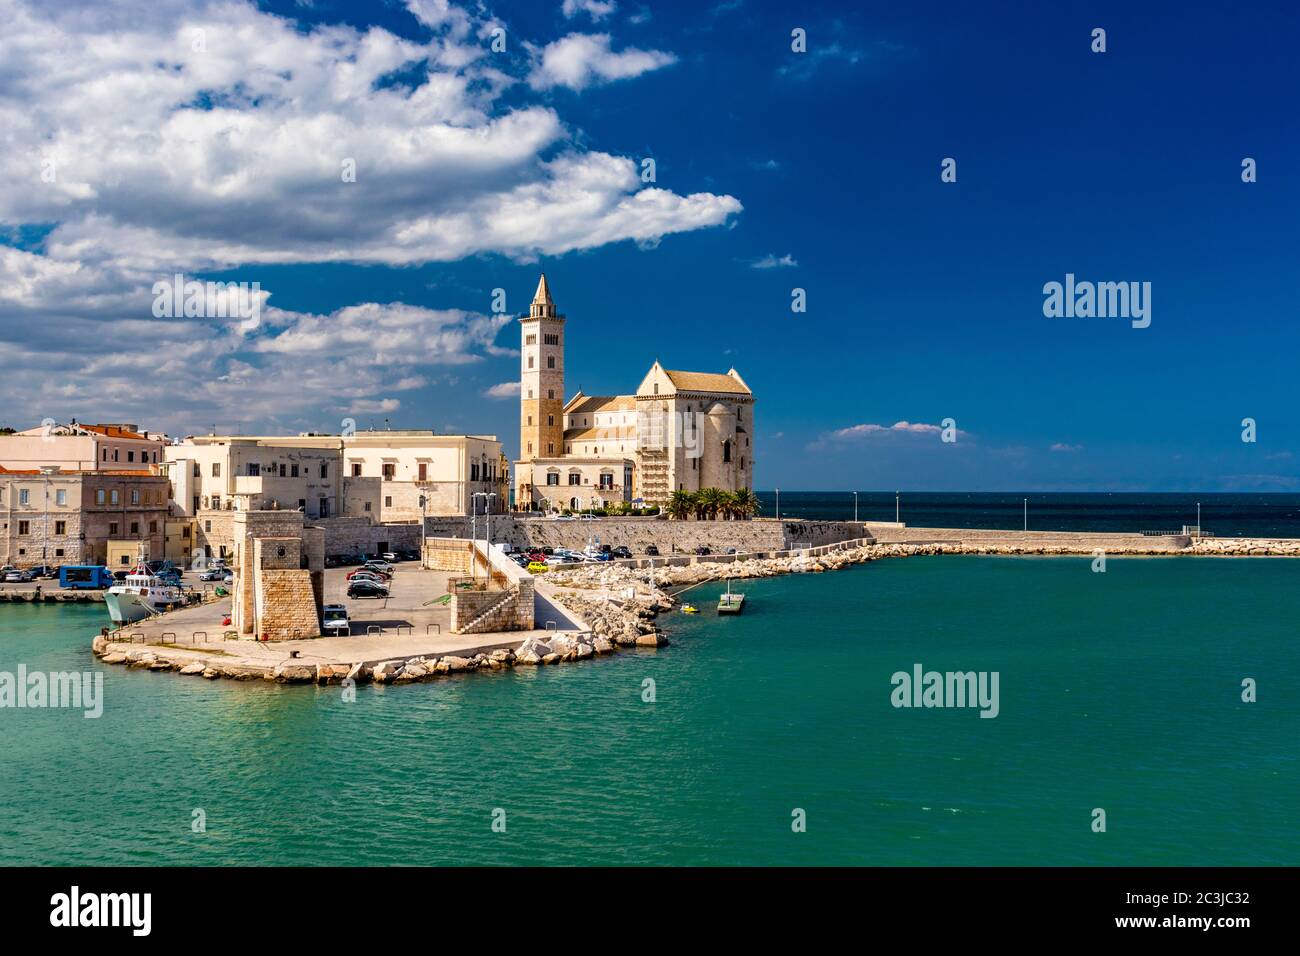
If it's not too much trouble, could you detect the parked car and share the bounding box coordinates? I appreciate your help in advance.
[347,572,387,588]
[579,514,598,521]
[3,569,33,583]
[527,561,549,574]
[611,546,632,559]
[381,552,399,562]
[349,569,390,584]
[694,546,712,556]
[198,567,226,582]
[364,560,395,576]
[726,547,738,555]
[552,514,575,521]
[322,604,350,635]
[524,550,546,563]
[112,569,131,583]
[644,545,660,557]
[398,549,421,561]
[540,546,554,556]
[347,580,389,599]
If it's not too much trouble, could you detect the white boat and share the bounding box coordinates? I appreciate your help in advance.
[105,565,186,625]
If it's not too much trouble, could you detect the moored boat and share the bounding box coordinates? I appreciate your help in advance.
[104,565,186,625]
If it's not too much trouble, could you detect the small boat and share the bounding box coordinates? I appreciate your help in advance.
[681,603,700,614]
[104,563,186,625]
[717,579,745,615]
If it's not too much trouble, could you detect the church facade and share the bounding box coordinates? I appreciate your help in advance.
[513,275,755,510]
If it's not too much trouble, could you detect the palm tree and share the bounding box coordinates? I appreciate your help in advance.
[717,490,738,520]
[697,487,724,520]
[732,487,760,520]
[666,490,694,521]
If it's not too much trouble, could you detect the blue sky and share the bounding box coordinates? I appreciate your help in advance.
[1,0,1296,491]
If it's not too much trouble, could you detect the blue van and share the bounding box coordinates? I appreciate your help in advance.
[59,566,114,590]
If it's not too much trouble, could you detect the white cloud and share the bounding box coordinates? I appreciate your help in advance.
[828,421,961,440]
[1050,442,1083,453]
[484,381,522,399]
[562,0,617,21]
[0,0,741,430]
[527,33,676,91]
[750,253,797,269]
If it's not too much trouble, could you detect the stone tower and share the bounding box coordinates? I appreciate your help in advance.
[519,274,565,462]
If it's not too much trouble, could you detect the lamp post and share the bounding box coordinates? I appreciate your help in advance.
[1023,498,1028,532]
[775,487,780,521]
[895,491,900,523]
[853,491,858,523]
[419,494,427,566]
[1197,501,1201,540]
[486,492,497,548]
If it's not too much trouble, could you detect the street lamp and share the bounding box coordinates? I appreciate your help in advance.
[775,487,780,521]
[419,494,427,566]
[1023,498,1028,532]
[895,491,900,523]
[853,491,858,523]
[1197,501,1201,540]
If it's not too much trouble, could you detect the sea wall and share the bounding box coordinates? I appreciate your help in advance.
[864,524,1192,553]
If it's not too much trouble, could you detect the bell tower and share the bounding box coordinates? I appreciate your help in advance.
[519,273,565,465]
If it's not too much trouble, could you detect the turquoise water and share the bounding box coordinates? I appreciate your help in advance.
[1,556,1296,866]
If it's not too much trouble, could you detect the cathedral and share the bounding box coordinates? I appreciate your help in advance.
[513,275,755,510]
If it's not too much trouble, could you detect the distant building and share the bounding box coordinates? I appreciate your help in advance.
[161,431,508,561]
[513,275,755,509]
[0,466,169,567]
[0,421,164,472]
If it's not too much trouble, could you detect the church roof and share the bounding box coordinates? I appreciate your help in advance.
[663,369,751,395]
[532,273,553,307]
[564,394,635,415]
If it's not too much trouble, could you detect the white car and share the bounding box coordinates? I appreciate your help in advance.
[4,569,32,583]
[322,604,350,635]
[381,552,398,562]
[579,513,598,521]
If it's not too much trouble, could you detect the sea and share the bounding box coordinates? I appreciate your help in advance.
[0,494,1296,866]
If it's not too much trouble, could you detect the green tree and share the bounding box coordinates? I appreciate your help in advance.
[731,487,760,519]
[696,487,724,520]
[666,490,694,521]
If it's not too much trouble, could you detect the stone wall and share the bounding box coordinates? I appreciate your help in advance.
[502,517,864,554]
[864,524,1192,552]
[447,540,534,634]
[256,568,320,640]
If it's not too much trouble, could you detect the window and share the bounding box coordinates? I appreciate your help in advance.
[17,520,29,535]
[211,496,220,510]
[525,334,536,345]
[131,488,139,505]
[55,521,66,535]
[568,473,581,486]
[723,439,732,463]
[130,522,139,535]
[320,464,328,479]
[599,473,614,489]
[546,356,555,369]
[205,520,212,532]
[382,463,396,481]
[384,496,392,507]
[110,490,120,505]
[547,415,554,426]
[149,521,157,533]
[548,389,554,400]
[363,502,371,512]
[18,489,28,505]
[109,522,118,535]
[527,442,533,454]
[247,463,260,477]
[55,549,64,557]
[297,499,306,511]
[418,463,427,481]
[544,333,559,345]
[212,463,221,477]
[279,464,286,477]
[319,497,330,517]
[291,464,299,478]
[103,449,108,462]
[351,463,362,477]
[546,473,559,486]
[193,462,200,477]
[528,356,534,369]
[127,451,135,463]
[113,449,119,462]
[527,416,532,426]
[471,463,480,481]
[740,457,745,470]
[193,496,200,513]
[547,442,554,455]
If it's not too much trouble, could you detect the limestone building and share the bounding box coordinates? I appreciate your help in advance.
[0,421,165,472]
[513,276,755,509]
[162,430,508,561]
[0,466,169,567]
